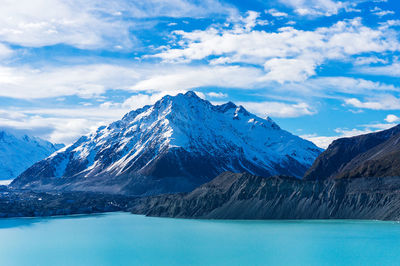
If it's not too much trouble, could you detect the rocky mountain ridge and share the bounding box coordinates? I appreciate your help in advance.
[304,124,400,180]
[131,172,400,220]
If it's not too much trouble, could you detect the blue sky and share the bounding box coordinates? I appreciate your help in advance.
[0,0,400,148]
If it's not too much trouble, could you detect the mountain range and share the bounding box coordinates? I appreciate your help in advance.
[11,91,322,195]
[0,131,63,180]
[4,93,400,220]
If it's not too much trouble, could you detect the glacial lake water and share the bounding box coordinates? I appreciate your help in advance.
[1,212,400,266]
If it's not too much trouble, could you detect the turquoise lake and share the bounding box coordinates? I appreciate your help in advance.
[1,212,400,266]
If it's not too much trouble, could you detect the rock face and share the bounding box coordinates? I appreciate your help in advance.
[11,91,321,196]
[131,172,400,220]
[0,130,64,180]
[303,124,400,180]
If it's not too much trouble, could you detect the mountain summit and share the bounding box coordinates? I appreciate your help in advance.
[12,91,322,195]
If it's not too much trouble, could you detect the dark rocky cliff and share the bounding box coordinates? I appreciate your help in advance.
[304,124,400,180]
[131,172,400,220]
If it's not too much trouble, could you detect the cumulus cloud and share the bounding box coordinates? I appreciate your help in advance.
[265,9,288,17]
[385,114,400,123]
[262,57,318,83]
[207,92,228,98]
[0,64,142,99]
[154,15,400,83]
[345,95,400,110]
[130,65,264,92]
[238,101,315,118]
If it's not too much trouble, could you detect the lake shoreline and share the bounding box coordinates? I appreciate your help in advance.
[3,173,400,221]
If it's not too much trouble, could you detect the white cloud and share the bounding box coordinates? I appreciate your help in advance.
[312,77,398,93]
[301,134,338,149]
[0,97,175,144]
[374,10,395,17]
[361,122,398,130]
[380,20,400,27]
[265,9,288,17]
[0,43,13,59]
[278,76,400,99]
[0,0,131,49]
[121,90,186,110]
[0,64,141,99]
[119,0,236,18]
[207,92,228,98]
[0,60,398,110]
[354,56,387,65]
[154,16,400,83]
[345,95,400,110]
[262,57,318,83]
[238,101,315,118]
[370,6,395,17]
[122,90,207,112]
[0,0,235,49]
[130,65,264,92]
[278,0,355,17]
[1,63,250,100]
[359,62,400,77]
[385,114,400,123]
[240,11,261,31]
[0,108,109,144]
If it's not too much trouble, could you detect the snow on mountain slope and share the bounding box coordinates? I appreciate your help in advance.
[12,91,322,195]
[0,131,64,180]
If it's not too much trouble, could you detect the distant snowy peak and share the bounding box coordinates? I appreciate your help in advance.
[13,91,322,195]
[0,130,64,180]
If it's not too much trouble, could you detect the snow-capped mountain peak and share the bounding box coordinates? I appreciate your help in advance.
[12,91,322,195]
